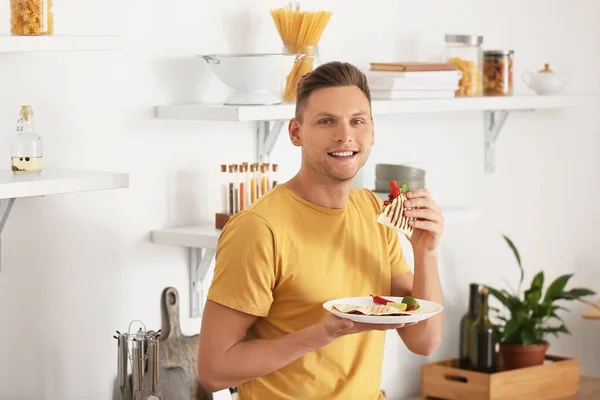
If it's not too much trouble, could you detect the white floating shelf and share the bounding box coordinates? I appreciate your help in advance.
[372,191,480,224]
[155,94,600,122]
[151,199,479,318]
[151,204,479,251]
[0,169,129,199]
[151,224,220,250]
[0,35,123,53]
[0,168,128,274]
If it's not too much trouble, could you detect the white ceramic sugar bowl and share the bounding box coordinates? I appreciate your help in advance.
[522,63,571,95]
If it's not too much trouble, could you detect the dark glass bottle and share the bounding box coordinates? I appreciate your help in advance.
[459,283,480,369]
[469,286,496,373]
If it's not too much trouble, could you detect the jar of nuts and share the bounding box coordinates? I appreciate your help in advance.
[483,50,514,96]
[445,34,484,97]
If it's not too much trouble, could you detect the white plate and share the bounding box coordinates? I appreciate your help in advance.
[323,296,443,324]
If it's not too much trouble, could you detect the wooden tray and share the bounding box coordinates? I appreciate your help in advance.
[421,355,580,400]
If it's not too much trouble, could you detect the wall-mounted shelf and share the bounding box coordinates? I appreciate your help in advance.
[150,201,480,318]
[0,169,129,272]
[0,35,123,52]
[155,93,600,172]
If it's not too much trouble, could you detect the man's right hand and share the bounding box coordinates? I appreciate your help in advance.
[321,313,414,341]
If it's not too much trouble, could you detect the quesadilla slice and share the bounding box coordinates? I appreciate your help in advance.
[332,304,412,316]
[376,180,414,238]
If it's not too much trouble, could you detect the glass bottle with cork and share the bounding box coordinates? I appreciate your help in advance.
[469,286,497,373]
[459,283,480,369]
[11,105,43,174]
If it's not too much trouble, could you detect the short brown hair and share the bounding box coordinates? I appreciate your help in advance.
[294,61,371,122]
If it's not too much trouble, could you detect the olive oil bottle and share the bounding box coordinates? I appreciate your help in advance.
[11,105,43,174]
[469,286,497,373]
[459,283,480,369]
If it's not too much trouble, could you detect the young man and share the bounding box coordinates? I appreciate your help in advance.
[198,61,444,399]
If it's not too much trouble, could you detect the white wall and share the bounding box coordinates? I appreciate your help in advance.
[0,0,598,399]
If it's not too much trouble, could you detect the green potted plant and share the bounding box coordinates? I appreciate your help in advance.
[486,235,598,370]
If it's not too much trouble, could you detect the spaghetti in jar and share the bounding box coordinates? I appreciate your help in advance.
[10,0,54,36]
[271,4,332,102]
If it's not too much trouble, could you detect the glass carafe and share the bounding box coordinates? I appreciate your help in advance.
[11,105,43,174]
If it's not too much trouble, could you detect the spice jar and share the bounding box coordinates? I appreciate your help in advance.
[483,50,514,96]
[445,34,484,96]
[10,0,54,35]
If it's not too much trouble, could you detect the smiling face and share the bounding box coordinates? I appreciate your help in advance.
[290,85,374,183]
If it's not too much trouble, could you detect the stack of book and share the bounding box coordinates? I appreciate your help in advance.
[366,62,462,100]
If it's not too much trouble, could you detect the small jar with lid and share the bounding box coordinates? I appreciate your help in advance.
[10,0,54,35]
[445,34,484,96]
[483,50,514,96]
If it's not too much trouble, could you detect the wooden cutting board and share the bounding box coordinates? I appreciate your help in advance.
[158,286,213,400]
[112,287,213,400]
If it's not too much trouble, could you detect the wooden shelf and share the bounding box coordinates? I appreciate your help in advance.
[0,169,129,199]
[0,35,122,52]
[155,94,600,122]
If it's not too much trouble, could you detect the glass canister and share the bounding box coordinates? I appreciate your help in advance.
[483,50,514,96]
[11,105,44,174]
[10,0,54,36]
[282,45,321,102]
[445,34,484,96]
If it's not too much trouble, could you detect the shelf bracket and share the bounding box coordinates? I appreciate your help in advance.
[0,198,16,274]
[484,110,510,173]
[257,120,286,164]
[189,247,216,319]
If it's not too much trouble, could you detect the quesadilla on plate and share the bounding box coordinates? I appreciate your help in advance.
[332,304,412,316]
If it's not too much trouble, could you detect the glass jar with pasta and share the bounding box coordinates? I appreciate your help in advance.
[445,34,484,97]
[282,45,321,102]
[483,50,514,96]
[10,0,54,36]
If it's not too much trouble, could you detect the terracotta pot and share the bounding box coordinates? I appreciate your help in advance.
[499,343,549,370]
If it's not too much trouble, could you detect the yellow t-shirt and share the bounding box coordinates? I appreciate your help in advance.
[207,185,411,400]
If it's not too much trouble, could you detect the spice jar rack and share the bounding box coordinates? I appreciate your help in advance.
[217,161,278,229]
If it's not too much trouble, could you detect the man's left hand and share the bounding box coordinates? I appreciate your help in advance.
[403,189,445,255]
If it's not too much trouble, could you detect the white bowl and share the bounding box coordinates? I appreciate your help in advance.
[200,53,304,105]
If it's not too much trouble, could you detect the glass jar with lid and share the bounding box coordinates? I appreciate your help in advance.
[11,105,43,174]
[483,50,514,96]
[10,0,54,36]
[445,34,484,96]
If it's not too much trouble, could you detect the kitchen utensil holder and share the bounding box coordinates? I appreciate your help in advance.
[113,320,161,400]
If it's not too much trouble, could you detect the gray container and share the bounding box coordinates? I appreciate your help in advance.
[374,178,425,192]
[375,164,426,181]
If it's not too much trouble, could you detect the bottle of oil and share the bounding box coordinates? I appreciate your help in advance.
[459,283,480,369]
[469,286,497,373]
[11,105,43,174]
